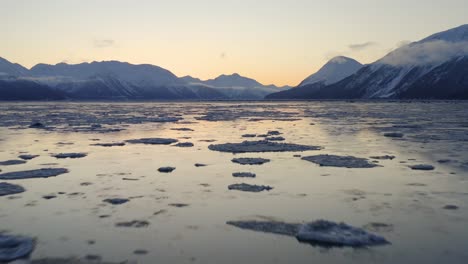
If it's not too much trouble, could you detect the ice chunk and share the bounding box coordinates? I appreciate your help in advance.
[115,220,150,228]
[18,155,39,160]
[409,164,435,170]
[0,160,27,166]
[91,142,125,147]
[302,155,379,168]
[0,182,25,196]
[0,168,69,180]
[266,136,285,141]
[232,158,270,165]
[0,234,35,262]
[370,155,396,160]
[126,138,178,145]
[296,220,389,247]
[232,172,256,178]
[52,153,87,159]
[171,128,194,131]
[103,198,130,205]
[209,140,321,153]
[228,183,273,192]
[158,167,176,173]
[174,142,194,148]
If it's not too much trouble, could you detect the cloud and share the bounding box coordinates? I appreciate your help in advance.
[348,41,378,51]
[380,40,468,66]
[94,39,115,48]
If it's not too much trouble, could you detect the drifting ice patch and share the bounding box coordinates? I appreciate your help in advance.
[18,155,39,160]
[174,142,194,148]
[232,158,270,165]
[126,138,178,145]
[103,198,130,205]
[0,160,27,166]
[91,142,125,147]
[52,153,87,159]
[0,234,35,262]
[0,182,26,196]
[228,183,273,192]
[0,168,69,180]
[158,167,176,173]
[302,155,379,168]
[209,140,322,153]
[409,164,435,170]
[115,220,150,228]
[232,172,256,178]
[296,220,389,247]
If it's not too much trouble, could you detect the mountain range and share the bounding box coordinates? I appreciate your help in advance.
[1,24,467,101]
[267,24,468,100]
[0,59,289,100]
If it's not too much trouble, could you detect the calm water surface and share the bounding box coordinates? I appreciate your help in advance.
[0,101,467,264]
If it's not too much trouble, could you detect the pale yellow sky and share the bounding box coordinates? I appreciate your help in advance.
[1,0,467,86]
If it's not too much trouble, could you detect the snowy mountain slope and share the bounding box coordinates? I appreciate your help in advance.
[268,24,468,100]
[298,56,363,86]
[0,57,30,78]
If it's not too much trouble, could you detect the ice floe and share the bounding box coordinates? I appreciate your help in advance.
[115,220,150,228]
[370,155,396,160]
[0,160,27,166]
[18,155,39,160]
[409,164,435,170]
[0,182,26,196]
[126,138,178,145]
[52,153,87,159]
[209,140,322,153]
[0,168,69,180]
[174,142,194,148]
[302,155,379,168]
[228,183,273,192]
[296,220,389,247]
[384,132,404,138]
[227,220,389,247]
[232,172,256,178]
[0,234,35,262]
[158,167,176,173]
[103,198,130,205]
[232,158,270,165]
[91,142,125,147]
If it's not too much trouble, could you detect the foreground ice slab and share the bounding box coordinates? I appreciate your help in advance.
[232,158,270,165]
[227,220,389,247]
[302,155,379,168]
[0,168,69,180]
[125,138,178,145]
[296,220,389,247]
[0,182,26,196]
[0,234,35,262]
[228,183,273,192]
[209,140,322,153]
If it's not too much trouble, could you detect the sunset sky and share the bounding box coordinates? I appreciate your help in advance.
[2,0,467,86]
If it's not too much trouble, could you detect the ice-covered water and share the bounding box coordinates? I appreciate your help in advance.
[0,101,468,263]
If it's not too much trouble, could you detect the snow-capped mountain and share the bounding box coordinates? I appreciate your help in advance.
[0,57,29,78]
[180,73,289,99]
[266,56,362,99]
[267,24,468,100]
[298,56,363,86]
